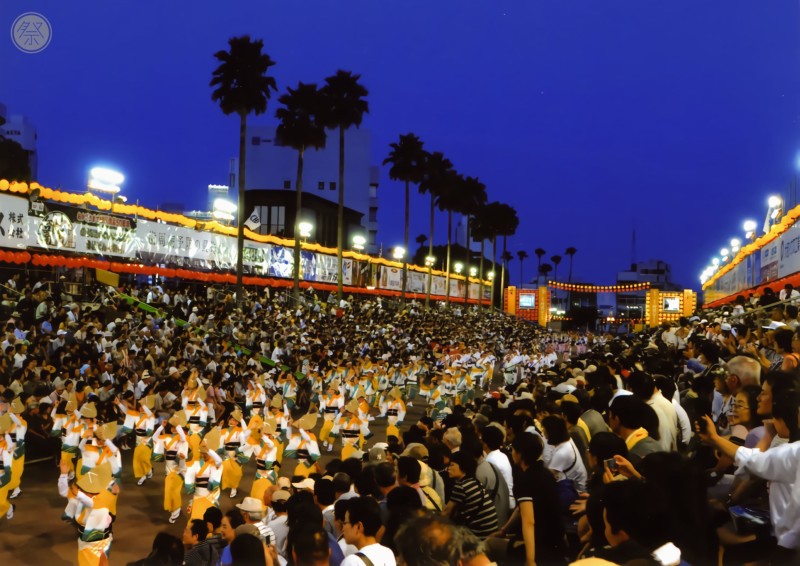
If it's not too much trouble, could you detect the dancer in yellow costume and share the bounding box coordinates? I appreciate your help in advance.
[219,409,246,499]
[80,422,122,518]
[185,427,223,521]
[6,397,26,500]
[152,411,188,524]
[267,395,288,462]
[238,417,278,503]
[319,383,344,452]
[182,373,208,464]
[119,394,157,486]
[331,400,371,461]
[284,412,321,477]
[380,387,407,440]
[0,415,17,521]
[58,460,116,566]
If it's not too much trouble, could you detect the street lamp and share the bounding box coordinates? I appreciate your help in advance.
[213,198,236,224]
[352,235,366,251]
[743,220,757,240]
[711,257,720,267]
[454,262,463,274]
[425,255,436,267]
[469,267,477,277]
[392,246,406,260]
[298,221,313,240]
[487,271,495,280]
[730,238,741,254]
[88,167,124,195]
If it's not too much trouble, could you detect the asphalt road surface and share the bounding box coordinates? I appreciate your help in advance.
[0,400,434,565]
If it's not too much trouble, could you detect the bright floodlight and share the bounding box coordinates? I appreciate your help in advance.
[469,267,477,277]
[730,238,741,248]
[392,246,406,260]
[488,271,495,279]
[454,262,464,274]
[768,195,782,208]
[711,257,720,266]
[424,255,436,266]
[743,220,757,232]
[213,198,237,214]
[352,235,366,251]
[212,210,234,222]
[88,167,124,194]
[298,221,313,238]
[720,248,729,258]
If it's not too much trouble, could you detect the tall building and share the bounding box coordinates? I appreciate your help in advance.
[0,110,38,179]
[616,259,679,321]
[243,125,379,253]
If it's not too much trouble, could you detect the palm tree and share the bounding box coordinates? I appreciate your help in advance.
[551,254,563,312]
[494,204,519,299]
[211,36,277,302]
[565,247,577,282]
[472,203,504,311]
[415,234,428,250]
[383,133,426,303]
[456,176,487,303]
[517,250,528,288]
[534,248,546,276]
[419,151,453,307]
[551,255,562,282]
[539,263,553,279]
[321,71,369,299]
[275,82,328,298]
[565,246,577,311]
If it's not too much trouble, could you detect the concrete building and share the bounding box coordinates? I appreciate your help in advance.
[243,125,378,253]
[616,259,680,321]
[0,109,38,180]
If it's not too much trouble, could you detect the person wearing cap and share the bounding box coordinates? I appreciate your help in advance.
[0,415,17,521]
[184,431,224,522]
[266,488,291,556]
[219,409,246,499]
[235,496,276,546]
[58,460,117,566]
[152,412,189,523]
[284,412,321,477]
[319,382,345,452]
[331,399,371,461]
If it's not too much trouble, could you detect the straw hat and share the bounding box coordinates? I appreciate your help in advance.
[95,422,117,441]
[389,387,403,401]
[345,399,359,414]
[354,387,367,400]
[186,375,199,390]
[79,403,97,419]
[229,409,244,424]
[270,395,283,409]
[204,427,222,452]
[76,462,113,494]
[261,417,277,437]
[142,395,156,411]
[294,412,318,431]
[10,397,24,415]
[248,414,263,431]
[168,410,187,428]
[195,386,207,402]
[0,414,12,434]
[66,395,77,414]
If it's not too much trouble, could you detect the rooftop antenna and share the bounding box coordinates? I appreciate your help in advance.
[631,225,637,268]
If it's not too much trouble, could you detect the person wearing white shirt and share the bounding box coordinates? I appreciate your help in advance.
[482,425,515,507]
[340,497,395,566]
[541,416,588,492]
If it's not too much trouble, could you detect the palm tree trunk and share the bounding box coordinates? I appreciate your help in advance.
[478,240,485,311]
[336,126,345,299]
[293,145,305,299]
[500,235,507,307]
[445,210,452,308]
[235,113,247,305]
[464,216,471,304]
[426,194,434,308]
[519,258,524,288]
[568,255,574,312]
[490,237,497,310]
[401,180,409,304]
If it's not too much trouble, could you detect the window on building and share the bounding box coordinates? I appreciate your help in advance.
[283,180,291,189]
[369,209,378,222]
[369,186,378,199]
[329,182,336,190]
[318,181,325,190]
[256,206,269,235]
[269,206,285,234]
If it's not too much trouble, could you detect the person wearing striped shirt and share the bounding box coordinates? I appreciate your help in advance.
[442,451,498,540]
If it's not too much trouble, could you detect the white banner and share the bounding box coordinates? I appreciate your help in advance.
[379,266,403,291]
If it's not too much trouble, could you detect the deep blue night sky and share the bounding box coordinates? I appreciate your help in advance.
[2,1,799,289]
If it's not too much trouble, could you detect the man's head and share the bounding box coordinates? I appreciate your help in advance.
[442,427,462,451]
[183,519,208,548]
[342,496,382,546]
[203,506,222,534]
[290,524,331,566]
[395,514,481,566]
[725,355,761,395]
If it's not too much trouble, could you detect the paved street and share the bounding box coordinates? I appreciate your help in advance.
[0,401,433,565]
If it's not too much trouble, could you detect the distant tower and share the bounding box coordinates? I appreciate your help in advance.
[631,227,637,268]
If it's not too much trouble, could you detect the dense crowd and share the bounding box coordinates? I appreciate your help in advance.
[0,273,799,566]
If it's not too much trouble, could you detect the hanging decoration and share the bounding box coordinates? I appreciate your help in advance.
[546,281,650,293]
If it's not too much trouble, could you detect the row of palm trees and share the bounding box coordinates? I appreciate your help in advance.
[211,36,368,300]
[210,35,549,308]
[518,247,578,286]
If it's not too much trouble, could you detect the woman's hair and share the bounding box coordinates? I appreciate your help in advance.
[511,431,544,467]
[540,415,570,446]
[764,372,800,442]
[225,508,245,530]
[448,450,477,477]
[148,531,183,565]
[773,328,794,353]
[229,533,266,566]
